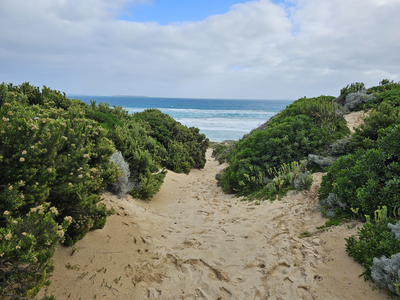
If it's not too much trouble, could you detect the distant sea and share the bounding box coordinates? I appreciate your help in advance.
[68,95,294,142]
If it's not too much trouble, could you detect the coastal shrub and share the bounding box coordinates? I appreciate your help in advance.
[1,82,74,111]
[244,160,313,202]
[165,140,194,174]
[362,83,400,109]
[338,82,365,102]
[367,81,400,94]
[0,87,120,245]
[277,95,346,126]
[345,208,400,276]
[345,207,400,295]
[112,120,166,199]
[0,203,72,299]
[218,99,348,196]
[324,136,353,156]
[318,147,400,218]
[319,120,400,218]
[350,102,400,150]
[346,217,400,279]
[211,144,230,164]
[388,222,400,240]
[133,109,210,171]
[318,193,349,218]
[85,100,124,138]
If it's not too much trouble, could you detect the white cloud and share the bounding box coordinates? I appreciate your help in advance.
[0,0,399,99]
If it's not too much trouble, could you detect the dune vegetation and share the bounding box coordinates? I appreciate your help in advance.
[2,79,400,298]
[214,79,400,296]
[0,82,208,299]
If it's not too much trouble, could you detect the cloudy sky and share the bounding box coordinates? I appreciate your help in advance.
[1,0,399,99]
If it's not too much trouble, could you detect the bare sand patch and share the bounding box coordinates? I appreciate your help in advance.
[344,110,369,133]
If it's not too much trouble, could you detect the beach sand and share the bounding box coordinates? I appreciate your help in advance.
[37,111,389,300]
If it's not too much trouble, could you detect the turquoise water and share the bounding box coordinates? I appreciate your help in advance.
[68,95,294,141]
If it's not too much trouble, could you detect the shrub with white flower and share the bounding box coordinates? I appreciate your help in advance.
[0,82,121,297]
[0,203,71,298]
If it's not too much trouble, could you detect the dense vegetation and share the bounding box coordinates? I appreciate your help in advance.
[217,95,349,197]
[3,79,400,298]
[0,82,208,299]
[214,80,400,296]
[315,81,400,295]
[133,109,209,174]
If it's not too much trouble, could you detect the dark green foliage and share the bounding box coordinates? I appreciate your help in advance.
[133,109,209,173]
[244,160,313,202]
[0,82,210,298]
[85,100,124,137]
[277,95,343,125]
[380,79,395,85]
[3,82,74,110]
[211,144,229,158]
[318,148,400,218]
[319,120,400,219]
[379,123,400,159]
[0,87,119,240]
[218,94,349,196]
[90,111,123,132]
[0,83,122,298]
[112,120,166,199]
[211,144,230,164]
[375,88,400,108]
[367,81,400,94]
[0,203,71,299]
[346,218,400,279]
[339,82,365,100]
[350,102,400,150]
[64,204,115,246]
[361,82,400,109]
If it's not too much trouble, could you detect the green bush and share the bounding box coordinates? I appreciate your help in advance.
[345,208,400,280]
[367,81,400,94]
[218,101,348,196]
[112,120,166,199]
[84,100,124,137]
[133,109,209,172]
[0,203,72,299]
[0,87,120,244]
[244,160,313,202]
[277,95,344,125]
[211,144,230,164]
[350,102,400,150]
[1,82,74,111]
[319,121,400,219]
[361,83,400,109]
[339,82,365,100]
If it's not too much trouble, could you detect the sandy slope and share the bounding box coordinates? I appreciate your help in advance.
[38,112,389,299]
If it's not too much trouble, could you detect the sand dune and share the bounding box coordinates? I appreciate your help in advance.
[38,112,389,299]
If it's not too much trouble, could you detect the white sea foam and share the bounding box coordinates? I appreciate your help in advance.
[125,108,275,119]
[125,107,275,141]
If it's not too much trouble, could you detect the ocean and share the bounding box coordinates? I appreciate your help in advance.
[68,95,294,142]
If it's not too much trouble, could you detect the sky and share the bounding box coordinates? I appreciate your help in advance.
[1,0,400,100]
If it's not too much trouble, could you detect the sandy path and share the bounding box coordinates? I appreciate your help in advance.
[39,147,389,300]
